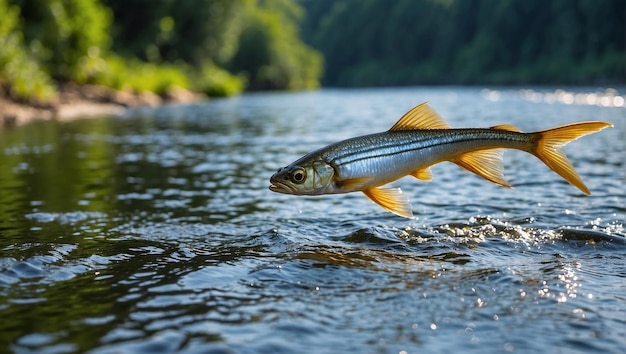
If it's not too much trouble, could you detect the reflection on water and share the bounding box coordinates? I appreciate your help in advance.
[518,88,626,107]
[0,87,625,353]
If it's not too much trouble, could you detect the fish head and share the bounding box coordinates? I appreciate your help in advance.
[269,160,335,195]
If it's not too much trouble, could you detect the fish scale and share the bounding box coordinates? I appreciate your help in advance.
[326,129,529,171]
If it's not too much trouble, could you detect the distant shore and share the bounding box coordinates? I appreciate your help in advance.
[0,83,205,128]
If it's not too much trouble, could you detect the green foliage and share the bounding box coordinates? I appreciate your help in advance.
[105,0,321,92]
[301,0,625,86]
[228,0,323,90]
[1,0,322,103]
[75,55,190,94]
[194,62,245,97]
[0,0,55,101]
[3,0,622,104]
[104,0,251,66]
[14,0,112,81]
[75,55,244,97]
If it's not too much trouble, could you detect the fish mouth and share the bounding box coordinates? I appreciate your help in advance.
[269,180,295,194]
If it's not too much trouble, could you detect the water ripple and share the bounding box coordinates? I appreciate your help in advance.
[1,87,624,353]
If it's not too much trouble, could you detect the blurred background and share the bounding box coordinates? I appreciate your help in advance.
[1,0,624,103]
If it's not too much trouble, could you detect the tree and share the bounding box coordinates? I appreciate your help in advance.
[13,0,111,80]
[300,0,625,86]
[0,0,54,100]
[229,0,322,90]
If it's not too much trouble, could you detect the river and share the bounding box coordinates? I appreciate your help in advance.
[1,87,625,353]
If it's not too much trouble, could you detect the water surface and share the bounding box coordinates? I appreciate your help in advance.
[1,87,625,353]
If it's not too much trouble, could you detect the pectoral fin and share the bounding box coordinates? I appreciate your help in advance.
[453,149,511,188]
[338,176,374,192]
[363,188,413,218]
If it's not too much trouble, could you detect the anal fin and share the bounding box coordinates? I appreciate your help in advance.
[453,149,511,188]
[363,188,413,218]
[411,167,433,181]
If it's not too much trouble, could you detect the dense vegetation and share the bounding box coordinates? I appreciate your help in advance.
[1,0,623,104]
[300,0,625,86]
[0,0,321,102]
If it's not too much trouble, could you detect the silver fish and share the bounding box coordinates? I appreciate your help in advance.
[270,103,612,218]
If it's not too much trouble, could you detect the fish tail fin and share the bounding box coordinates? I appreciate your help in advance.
[533,121,612,195]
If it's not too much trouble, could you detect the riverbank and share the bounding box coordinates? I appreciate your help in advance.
[0,83,205,128]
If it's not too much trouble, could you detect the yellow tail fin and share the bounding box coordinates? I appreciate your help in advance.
[534,121,612,195]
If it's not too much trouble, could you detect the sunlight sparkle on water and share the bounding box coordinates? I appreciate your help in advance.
[520,88,625,107]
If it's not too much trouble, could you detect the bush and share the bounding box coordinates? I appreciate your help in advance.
[0,0,55,101]
[75,55,190,95]
[194,62,245,97]
[17,0,112,81]
[228,1,322,90]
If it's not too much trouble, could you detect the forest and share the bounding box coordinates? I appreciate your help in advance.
[0,0,624,104]
[300,0,625,86]
[1,0,322,102]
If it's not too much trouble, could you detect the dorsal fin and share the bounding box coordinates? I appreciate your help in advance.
[389,102,451,131]
[490,124,523,132]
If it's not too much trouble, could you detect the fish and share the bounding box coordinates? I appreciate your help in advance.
[269,102,612,218]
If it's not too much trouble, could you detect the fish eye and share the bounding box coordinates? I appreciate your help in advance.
[290,168,307,184]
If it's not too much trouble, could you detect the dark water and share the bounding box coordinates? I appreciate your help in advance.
[1,87,624,353]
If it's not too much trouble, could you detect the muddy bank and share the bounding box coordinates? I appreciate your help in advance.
[1,83,205,127]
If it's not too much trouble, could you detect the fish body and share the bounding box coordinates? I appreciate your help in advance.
[269,103,612,218]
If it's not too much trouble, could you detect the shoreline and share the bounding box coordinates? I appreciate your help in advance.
[1,83,206,128]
